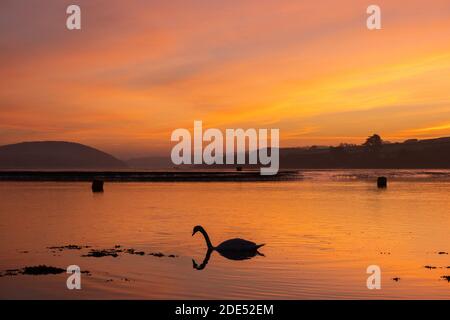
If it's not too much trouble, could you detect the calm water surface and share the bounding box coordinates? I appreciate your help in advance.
[0,170,449,299]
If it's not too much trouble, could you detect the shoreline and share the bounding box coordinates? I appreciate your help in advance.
[0,170,300,182]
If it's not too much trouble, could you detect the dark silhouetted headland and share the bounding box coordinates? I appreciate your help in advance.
[0,141,127,170]
[279,135,450,169]
[127,135,450,170]
[2,135,450,172]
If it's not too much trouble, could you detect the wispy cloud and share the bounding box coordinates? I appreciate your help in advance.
[1,0,449,156]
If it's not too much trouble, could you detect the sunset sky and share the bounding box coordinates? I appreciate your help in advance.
[1,0,449,158]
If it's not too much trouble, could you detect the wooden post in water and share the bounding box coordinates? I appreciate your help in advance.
[92,179,104,192]
[377,176,387,188]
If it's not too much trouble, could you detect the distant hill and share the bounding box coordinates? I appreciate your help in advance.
[126,136,450,169]
[11,136,447,171]
[278,136,450,169]
[0,141,127,170]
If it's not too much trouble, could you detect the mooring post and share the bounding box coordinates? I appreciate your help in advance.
[377,176,387,188]
[92,179,104,192]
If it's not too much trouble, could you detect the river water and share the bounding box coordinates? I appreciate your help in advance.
[0,170,449,299]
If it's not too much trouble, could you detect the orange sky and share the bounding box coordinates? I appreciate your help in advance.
[0,0,449,158]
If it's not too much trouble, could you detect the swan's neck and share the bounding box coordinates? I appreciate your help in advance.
[199,228,214,250]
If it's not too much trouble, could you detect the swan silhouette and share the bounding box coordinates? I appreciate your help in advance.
[192,225,264,269]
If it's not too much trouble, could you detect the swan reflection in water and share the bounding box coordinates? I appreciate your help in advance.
[191,225,265,270]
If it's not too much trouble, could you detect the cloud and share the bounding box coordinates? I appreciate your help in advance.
[1,0,450,155]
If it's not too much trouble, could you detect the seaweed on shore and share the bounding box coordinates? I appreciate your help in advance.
[48,245,92,251]
[148,252,177,258]
[441,275,450,282]
[82,247,147,257]
[149,252,165,257]
[22,265,65,275]
[125,248,145,256]
[105,277,131,283]
[82,248,121,258]
[424,265,437,269]
[0,265,91,277]
[0,267,53,277]
[124,249,178,257]
[44,244,179,259]
[79,246,179,258]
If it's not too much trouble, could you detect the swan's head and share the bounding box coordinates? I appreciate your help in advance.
[192,225,203,236]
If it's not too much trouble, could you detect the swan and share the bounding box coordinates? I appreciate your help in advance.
[192,246,265,270]
[192,225,265,253]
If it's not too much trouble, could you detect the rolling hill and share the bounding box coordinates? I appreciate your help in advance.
[0,141,127,170]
